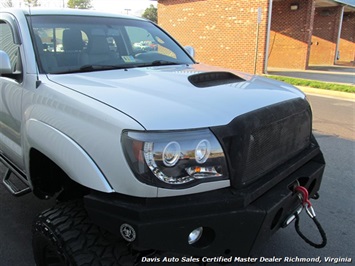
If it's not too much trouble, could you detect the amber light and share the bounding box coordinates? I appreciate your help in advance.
[132,140,144,162]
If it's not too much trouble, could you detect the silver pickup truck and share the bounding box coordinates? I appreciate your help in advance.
[0,8,325,265]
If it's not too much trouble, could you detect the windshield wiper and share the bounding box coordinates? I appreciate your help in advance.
[79,64,129,71]
[138,60,183,67]
[51,61,184,74]
[152,60,181,66]
[52,64,132,74]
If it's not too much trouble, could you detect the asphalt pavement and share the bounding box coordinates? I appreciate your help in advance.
[268,64,355,85]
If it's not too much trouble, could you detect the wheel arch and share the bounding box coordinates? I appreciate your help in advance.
[29,148,87,199]
[24,119,114,198]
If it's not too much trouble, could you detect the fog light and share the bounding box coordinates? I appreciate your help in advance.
[188,227,203,245]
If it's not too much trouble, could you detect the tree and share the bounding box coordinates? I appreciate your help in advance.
[67,0,92,9]
[142,4,157,23]
[23,0,40,7]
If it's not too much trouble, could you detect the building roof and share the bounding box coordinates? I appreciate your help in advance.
[316,0,355,11]
[333,0,355,8]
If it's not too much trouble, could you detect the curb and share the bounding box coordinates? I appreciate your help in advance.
[297,86,355,101]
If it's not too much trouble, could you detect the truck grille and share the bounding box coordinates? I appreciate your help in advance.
[211,98,312,187]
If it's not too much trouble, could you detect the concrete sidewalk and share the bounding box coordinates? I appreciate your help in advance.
[267,65,355,85]
[297,86,355,101]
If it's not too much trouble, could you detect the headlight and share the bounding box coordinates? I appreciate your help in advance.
[122,129,228,188]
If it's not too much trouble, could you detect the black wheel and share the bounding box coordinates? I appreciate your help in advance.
[32,200,135,266]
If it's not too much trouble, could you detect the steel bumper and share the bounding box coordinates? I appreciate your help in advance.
[84,153,324,257]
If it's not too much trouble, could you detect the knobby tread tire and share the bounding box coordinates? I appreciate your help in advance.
[32,200,136,266]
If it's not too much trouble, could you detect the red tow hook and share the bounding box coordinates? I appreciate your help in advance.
[294,186,315,218]
[293,185,327,248]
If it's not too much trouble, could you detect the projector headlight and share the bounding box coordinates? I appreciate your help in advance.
[122,129,228,188]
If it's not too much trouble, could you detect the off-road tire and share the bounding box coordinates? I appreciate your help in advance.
[32,200,136,266]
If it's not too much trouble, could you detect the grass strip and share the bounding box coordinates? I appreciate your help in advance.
[266,75,355,93]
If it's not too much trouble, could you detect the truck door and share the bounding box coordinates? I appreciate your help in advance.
[0,17,25,170]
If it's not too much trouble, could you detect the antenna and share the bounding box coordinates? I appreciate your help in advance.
[28,4,42,88]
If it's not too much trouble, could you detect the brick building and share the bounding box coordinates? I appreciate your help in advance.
[157,0,355,74]
[339,11,355,63]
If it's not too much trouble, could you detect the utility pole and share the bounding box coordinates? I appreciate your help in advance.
[254,7,262,74]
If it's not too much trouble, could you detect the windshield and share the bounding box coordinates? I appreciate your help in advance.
[28,15,194,74]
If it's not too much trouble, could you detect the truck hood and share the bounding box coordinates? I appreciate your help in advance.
[48,64,305,130]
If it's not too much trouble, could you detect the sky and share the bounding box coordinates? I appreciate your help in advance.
[0,0,157,17]
[91,0,157,16]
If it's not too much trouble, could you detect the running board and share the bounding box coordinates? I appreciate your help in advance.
[3,168,31,196]
[0,156,31,197]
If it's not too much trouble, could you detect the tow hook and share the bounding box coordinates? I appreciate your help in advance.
[283,185,327,248]
[282,206,303,228]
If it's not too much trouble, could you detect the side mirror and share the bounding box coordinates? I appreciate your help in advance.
[0,50,12,74]
[184,46,195,59]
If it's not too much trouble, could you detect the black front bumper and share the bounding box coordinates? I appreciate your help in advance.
[84,147,325,257]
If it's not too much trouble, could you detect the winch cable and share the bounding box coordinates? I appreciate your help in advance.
[294,186,327,248]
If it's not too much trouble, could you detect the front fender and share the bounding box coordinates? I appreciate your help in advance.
[24,119,114,193]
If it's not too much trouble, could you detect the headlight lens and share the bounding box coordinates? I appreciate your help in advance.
[195,139,211,164]
[122,129,228,188]
[162,141,181,167]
